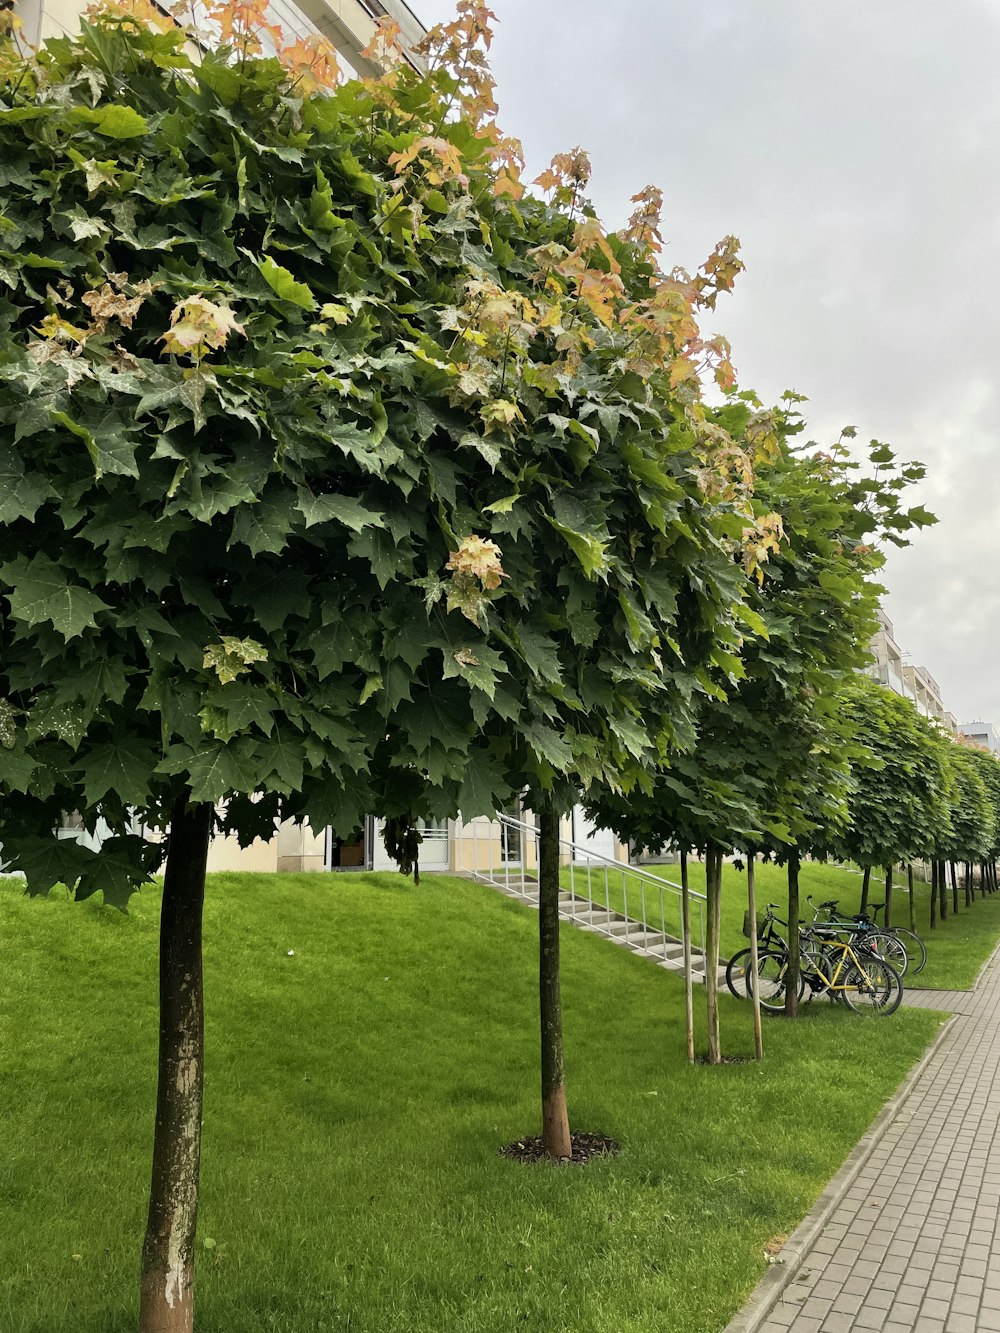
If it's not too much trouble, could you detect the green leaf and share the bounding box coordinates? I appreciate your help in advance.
[0,555,111,639]
[347,528,408,589]
[256,255,316,310]
[169,740,260,802]
[524,720,573,772]
[78,738,155,805]
[0,450,54,522]
[297,491,384,532]
[85,104,150,139]
[457,750,512,818]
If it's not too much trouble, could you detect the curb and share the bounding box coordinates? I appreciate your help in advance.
[721,1011,958,1333]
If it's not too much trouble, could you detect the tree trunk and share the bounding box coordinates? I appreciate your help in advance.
[938,859,948,921]
[140,797,213,1333]
[680,849,694,1066]
[704,847,723,1064]
[930,860,937,929]
[537,797,572,1160]
[860,865,871,914]
[784,854,801,1019]
[908,864,916,932]
[950,861,959,914]
[747,853,763,1061]
[884,864,893,929]
[965,861,972,908]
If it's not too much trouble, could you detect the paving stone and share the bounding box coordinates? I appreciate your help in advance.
[724,938,1000,1333]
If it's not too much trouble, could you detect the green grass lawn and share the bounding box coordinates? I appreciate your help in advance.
[0,870,943,1332]
[560,857,1000,990]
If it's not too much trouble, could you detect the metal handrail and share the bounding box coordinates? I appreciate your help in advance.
[465,811,709,982]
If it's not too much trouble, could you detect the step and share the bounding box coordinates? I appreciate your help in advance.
[561,908,617,927]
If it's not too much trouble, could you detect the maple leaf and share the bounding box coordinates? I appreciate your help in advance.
[203,637,268,684]
[389,136,469,188]
[446,535,507,590]
[82,275,153,333]
[361,14,404,67]
[160,297,244,361]
[480,399,524,434]
[278,35,341,92]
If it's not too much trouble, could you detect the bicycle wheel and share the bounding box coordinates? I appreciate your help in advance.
[840,955,903,1015]
[861,931,909,977]
[746,949,806,1015]
[892,927,927,975]
[726,948,753,1000]
[800,946,837,1002]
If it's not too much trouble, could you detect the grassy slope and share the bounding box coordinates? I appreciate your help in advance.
[561,858,1000,990]
[0,871,941,1333]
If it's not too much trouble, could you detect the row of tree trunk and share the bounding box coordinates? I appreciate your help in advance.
[143,800,1000,1331]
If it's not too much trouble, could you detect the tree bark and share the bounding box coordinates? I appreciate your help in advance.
[140,797,213,1333]
[537,796,572,1159]
[884,864,893,929]
[938,859,948,921]
[930,859,937,929]
[950,861,959,914]
[860,865,871,915]
[908,864,916,932]
[747,853,763,1061]
[704,847,723,1064]
[965,861,972,908]
[680,849,695,1066]
[784,854,801,1019]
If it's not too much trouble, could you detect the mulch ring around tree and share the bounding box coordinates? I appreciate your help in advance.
[499,1132,620,1165]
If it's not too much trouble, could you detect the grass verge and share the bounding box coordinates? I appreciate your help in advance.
[0,870,941,1333]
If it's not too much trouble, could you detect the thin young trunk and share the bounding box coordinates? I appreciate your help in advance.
[537,796,571,1160]
[950,861,959,914]
[680,849,695,1066]
[908,864,916,932]
[860,865,871,915]
[938,859,948,921]
[965,861,972,908]
[704,847,723,1064]
[784,854,801,1019]
[140,797,213,1333]
[884,864,893,929]
[747,853,763,1061]
[930,859,937,929]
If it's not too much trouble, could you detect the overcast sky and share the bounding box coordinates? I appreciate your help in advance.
[415,0,1000,724]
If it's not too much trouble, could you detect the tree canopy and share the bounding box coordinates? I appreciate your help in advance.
[0,3,767,898]
[825,677,953,869]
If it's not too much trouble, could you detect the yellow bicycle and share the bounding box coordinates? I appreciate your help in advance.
[749,929,903,1015]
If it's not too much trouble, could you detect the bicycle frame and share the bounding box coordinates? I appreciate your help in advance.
[801,934,882,992]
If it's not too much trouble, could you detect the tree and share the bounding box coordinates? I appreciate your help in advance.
[587,414,930,1042]
[823,680,952,929]
[935,742,991,915]
[0,2,762,1321]
[962,743,1000,898]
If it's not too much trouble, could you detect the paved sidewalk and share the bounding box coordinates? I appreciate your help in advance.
[745,952,1000,1332]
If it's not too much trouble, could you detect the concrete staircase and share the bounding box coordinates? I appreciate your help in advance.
[486,875,726,986]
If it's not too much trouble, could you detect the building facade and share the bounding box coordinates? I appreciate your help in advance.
[958,721,1000,755]
[14,0,427,73]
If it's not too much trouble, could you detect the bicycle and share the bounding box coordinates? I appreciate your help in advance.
[808,897,910,977]
[726,904,788,1001]
[750,931,903,1016]
[868,900,927,974]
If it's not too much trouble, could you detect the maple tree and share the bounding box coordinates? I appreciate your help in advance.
[0,1,772,1324]
[822,678,953,931]
[932,742,992,920]
[586,413,934,1041]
